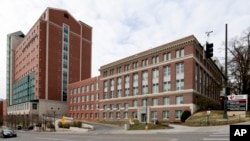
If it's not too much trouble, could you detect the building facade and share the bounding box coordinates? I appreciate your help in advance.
[6,7,92,128]
[98,35,223,123]
[68,76,100,120]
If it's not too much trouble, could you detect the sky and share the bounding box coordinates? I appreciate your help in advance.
[0,0,249,99]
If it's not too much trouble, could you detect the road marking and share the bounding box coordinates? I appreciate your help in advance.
[203,138,229,140]
[170,139,178,141]
[209,134,228,137]
[36,137,74,141]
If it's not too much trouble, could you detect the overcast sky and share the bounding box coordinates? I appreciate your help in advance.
[0,0,249,99]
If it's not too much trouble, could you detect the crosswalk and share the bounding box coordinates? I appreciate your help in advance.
[203,131,229,141]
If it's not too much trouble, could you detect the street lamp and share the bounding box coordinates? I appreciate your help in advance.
[51,107,60,131]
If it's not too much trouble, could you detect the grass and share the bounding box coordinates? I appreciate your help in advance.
[184,110,250,126]
[96,110,250,129]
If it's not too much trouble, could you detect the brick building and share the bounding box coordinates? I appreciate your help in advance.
[68,76,100,120]
[98,35,223,123]
[6,7,92,128]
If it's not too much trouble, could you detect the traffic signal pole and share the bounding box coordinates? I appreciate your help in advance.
[223,24,228,119]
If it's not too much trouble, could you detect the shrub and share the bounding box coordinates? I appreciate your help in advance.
[58,121,70,129]
[181,110,191,122]
[47,123,55,129]
[71,121,82,128]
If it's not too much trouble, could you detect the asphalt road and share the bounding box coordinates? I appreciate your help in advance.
[3,121,250,141]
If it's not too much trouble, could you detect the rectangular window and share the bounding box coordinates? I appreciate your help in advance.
[152,98,158,106]
[176,96,183,104]
[151,111,157,120]
[32,103,37,109]
[164,97,170,105]
[124,112,128,119]
[152,84,159,93]
[176,63,184,74]
[175,110,182,119]
[163,111,169,119]
[124,103,129,110]
[176,79,184,90]
[163,81,171,91]
[133,100,138,107]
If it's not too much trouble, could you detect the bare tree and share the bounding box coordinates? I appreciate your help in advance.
[228,27,250,95]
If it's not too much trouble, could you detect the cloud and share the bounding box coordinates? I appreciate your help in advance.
[0,0,250,99]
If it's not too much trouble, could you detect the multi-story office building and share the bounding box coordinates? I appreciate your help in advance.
[68,76,100,120]
[98,35,223,123]
[6,7,92,127]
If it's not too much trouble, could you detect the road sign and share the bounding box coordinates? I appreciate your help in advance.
[61,116,66,124]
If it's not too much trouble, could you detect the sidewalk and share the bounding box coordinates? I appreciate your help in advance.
[19,121,250,135]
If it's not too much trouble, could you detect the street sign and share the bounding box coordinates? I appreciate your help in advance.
[61,116,66,124]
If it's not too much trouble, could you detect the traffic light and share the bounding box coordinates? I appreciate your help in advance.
[205,42,213,58]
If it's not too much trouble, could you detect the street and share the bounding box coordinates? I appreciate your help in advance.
[2,122,233,141]
[2,131,230,141]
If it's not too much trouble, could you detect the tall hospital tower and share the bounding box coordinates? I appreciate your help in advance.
[6,7,92,127]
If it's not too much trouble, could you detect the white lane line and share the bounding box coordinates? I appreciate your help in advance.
[203,138,229,140]
[209,134,228,137]
[36,137,74,141]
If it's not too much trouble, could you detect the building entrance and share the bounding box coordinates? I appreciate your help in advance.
[141,113,146,122]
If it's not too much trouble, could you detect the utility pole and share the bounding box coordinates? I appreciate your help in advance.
[223,24,228,119]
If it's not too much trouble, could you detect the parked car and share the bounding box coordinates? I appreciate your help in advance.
[0,129,17,138]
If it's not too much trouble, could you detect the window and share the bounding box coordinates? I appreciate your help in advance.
[77,88,81,93]
[164,52,171,61]
[164,66,171,76]
[176,79,184,90]
[152,56,159,64]
[176,63,184,74]
[103,105,107,110]
[110,91,114,98]
[142,85,148,94]
[124,112,128,119]
[152,98,158,106]
[152,84,159,93]
[142,59,148,67]
[176,48,184,58]
[116,104,121,110]
[133,62,138,69]
[164,97,170,105]
[81,87,85,93]
[152,69,159,78]
[125,88,129,97]
[32,103,37,109]
[117,90,122,98]
[175,110,182,119]
[163,81,171,91]
[163,111,169,119]
[132,112,137,118]
[109,112,113,119]
[124,64,130,71]
[116,112,120,119]
[142,71,148,80]
[110,104,114,110]
[124,103,129,110]
[151,111,157,120]
[103,112,107,119]
[133,100,138,107]
[133,87,138,96]
[176,96,183,104]
[133,73,138,83]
